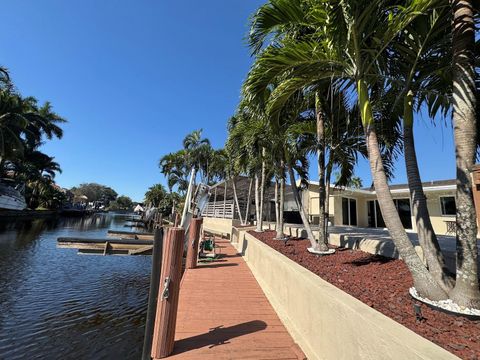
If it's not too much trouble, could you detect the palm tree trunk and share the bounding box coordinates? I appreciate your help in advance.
[316,93,329,251]
[232,178,244,224]
[277,174,285,239]
[449,0,480,308]
[403,93,453,293]
[259,150,266,231]
[244,178,253,225]
[255,172,262,232]
[358,79,447,300]
[287,165,317,248]
[274,178,280,231]
[325,158,333,237]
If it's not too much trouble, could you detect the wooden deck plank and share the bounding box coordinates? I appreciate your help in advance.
[169,238,306,360]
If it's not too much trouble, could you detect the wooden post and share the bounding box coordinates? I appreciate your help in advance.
[151,228,185,359]
[471,165,480,226]
[185,218,203,269]
[142,228,164,360]
[174,213,180,227]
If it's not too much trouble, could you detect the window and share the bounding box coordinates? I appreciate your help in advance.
[440,196,456,216]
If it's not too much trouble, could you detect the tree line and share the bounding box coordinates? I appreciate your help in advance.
[0,67,67,209]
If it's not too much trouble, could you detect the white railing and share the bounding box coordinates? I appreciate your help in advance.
[201,200,234,219]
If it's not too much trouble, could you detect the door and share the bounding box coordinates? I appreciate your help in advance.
[342,198,357,226]
[395,198,412,229]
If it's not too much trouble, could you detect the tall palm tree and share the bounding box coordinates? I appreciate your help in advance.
[246,0,449,300]
[448,0,480,307]
[183,129,212,183]
[386,7,454,292]
[0,91,31,165]
[285,86,369,241]
[226,106,269,231]
[159,150,190,194]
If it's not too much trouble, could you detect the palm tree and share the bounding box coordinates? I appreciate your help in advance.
[145,184,168,207]
[23,98,66,147]
[448,0,480,307]
[159,150,190,194]
[246,0,449,300]
[282,85,369,243]
[385,7,454,292]
[0,91,31,165]
[226,106,269,231]
[183,129,212,183]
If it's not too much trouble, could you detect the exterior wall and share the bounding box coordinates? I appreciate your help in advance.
[425,190,456,235]
[238,231,457,360]
[356,196,369,227]
[333,196,343,225]
[369,190,457,235]
[303,184,458,236]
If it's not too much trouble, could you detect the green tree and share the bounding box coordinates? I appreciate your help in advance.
[144,183,168,207]
[109,195,134,210]
[71,183,118,204]
[159,130,224,193]
[245,0,450,300]
[0,67,67,210]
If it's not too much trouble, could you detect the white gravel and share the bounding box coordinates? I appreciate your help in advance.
[409,287,480,317]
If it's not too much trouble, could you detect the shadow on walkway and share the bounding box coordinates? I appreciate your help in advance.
[172,320,267,355]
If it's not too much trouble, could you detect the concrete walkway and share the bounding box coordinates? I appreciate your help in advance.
[169,238,306,360]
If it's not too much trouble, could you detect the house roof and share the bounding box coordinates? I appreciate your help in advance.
[307,178,456,195]
[209,175,294,201]
[363,179,456,191]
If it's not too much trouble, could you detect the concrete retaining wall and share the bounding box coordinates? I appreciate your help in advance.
[236,230,457,360]
[202,217,240,238]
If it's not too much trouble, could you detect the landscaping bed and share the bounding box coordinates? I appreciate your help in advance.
[248,230,480,360]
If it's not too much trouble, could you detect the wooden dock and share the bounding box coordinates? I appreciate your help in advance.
[168,238,305,359]
[107,229,154,240]
[57,237,153,255]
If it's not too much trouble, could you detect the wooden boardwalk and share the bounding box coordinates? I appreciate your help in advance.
[169,238,306,360]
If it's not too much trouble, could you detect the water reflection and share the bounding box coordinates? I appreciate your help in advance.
[0,213,151,360]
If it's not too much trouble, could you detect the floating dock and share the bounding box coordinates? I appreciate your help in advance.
[57,237,153,255]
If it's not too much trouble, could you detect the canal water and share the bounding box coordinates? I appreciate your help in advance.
[0,213,151,360]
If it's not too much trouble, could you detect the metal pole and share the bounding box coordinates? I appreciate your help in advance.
[142,228,164,360]
[223,181,227,219]
[213,187,217,218]
[180,168,196,228]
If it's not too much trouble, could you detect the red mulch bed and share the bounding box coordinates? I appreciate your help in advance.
[248,230,480,360]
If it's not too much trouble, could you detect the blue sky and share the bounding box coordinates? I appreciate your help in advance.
[0,1,456,201]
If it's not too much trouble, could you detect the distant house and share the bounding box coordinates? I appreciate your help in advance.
[302,179,457,236]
